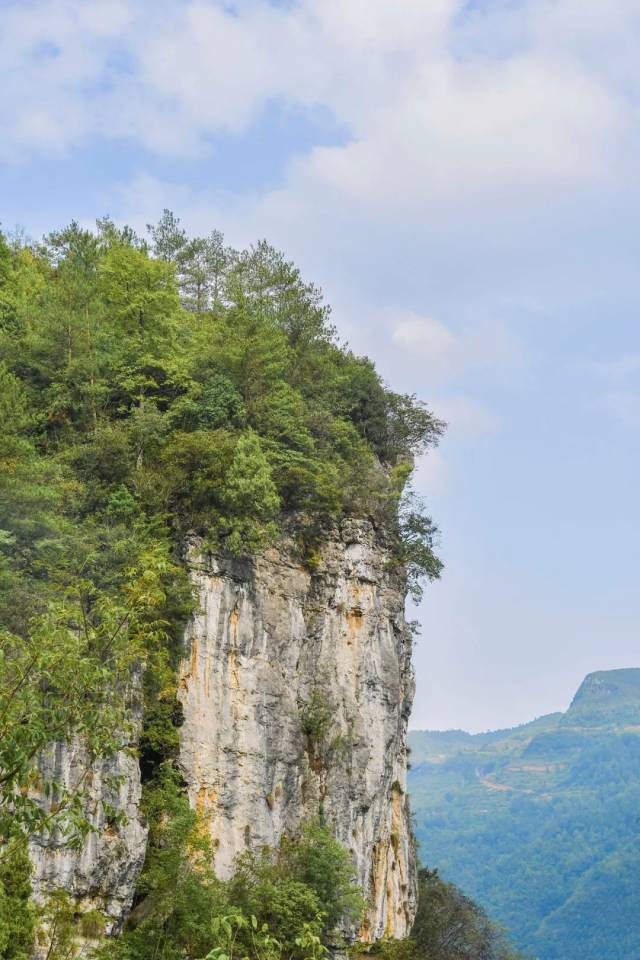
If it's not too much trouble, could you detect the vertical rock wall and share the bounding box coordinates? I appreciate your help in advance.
[28,738,147,934]
[27,520,418,943]
[178,520,417,939]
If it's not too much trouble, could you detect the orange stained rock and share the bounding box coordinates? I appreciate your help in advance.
[190,635,198,679]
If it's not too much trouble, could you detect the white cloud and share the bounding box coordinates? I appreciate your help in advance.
[392,314,460,378]
[1,0,637,193]
[389,312,521,387]
[2,1,638,348]
[434,395,500,437]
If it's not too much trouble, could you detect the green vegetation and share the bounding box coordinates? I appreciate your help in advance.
[0,210,442,805]
[411,868,521,960]
[408,668,640,960]
[0,213,442,628]
[0,840,35,960]
[0,213,443,957]
[351,868,522,960]
[90,767,361,960]
[299,689,348,773]
[0,209,526,960]
[36,890,106,960]
[564,668,640,726]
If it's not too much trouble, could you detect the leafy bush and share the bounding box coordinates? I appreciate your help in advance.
[101,769,361,960]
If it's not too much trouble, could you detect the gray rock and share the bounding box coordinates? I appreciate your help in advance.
[29,736,147,935]
[178,520,417,939]
[28,520,418,944]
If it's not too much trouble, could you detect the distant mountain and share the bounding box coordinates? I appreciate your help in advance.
[408,668,640,960]
[566,668,640,725]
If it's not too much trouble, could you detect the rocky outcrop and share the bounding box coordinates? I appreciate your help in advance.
[29,736,147,935]
[28,520,418,943]
[178,520,417,939]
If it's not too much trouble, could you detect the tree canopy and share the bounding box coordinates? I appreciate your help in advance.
[0,214,444,957]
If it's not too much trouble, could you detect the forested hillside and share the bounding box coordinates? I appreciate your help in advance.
[0,211,445,958]
[0,213,524,960]
[409,669,640,960]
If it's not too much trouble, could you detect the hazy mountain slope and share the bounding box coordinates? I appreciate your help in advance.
[408,668,640,960]
[536,839,640,960]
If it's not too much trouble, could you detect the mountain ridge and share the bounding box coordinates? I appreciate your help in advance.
[408,667,640,960]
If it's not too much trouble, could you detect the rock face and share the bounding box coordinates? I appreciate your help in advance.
[29,737,147,935]
[28,520,417,943]
[178,520,417,939]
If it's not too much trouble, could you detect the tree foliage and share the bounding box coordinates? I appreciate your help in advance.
[408,684,640,960]
[0,214,444,957]
[411,869,521,960]
[97,769,361,960]
[0,840,35,960]
[0,213,442,616]
[350,869,522,960]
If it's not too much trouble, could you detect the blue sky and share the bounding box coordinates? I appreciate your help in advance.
[2,0,639,731]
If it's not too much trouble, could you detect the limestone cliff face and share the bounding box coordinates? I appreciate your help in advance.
[29,738,147,934]
[178,519,417,939]
[28,520,417,942]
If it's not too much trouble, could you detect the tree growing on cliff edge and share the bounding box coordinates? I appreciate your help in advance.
[0,208,444,827]
[0,215,443,612]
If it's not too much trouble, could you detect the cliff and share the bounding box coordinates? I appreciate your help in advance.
[29,740,147,934]
[1,215,442,957]
[30,520,417,941]
[179,519,417,939]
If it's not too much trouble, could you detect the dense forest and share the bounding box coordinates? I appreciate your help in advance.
[0,212,521,960]
[409,669,640,960]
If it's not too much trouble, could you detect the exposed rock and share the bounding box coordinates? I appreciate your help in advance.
[27,520,417,944]
[178,519,417,939]
[29,736,147,935]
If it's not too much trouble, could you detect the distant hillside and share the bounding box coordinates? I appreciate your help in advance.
[408,668,640,960]
[566,668,640,725]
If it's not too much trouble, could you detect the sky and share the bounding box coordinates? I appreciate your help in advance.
[1,0,639,732]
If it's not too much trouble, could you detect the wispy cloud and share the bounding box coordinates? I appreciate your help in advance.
[1,0,638,196]
[392,314,461,379]
[435,395,500,437]
[390,312,521,386]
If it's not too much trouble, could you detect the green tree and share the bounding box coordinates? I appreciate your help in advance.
[221,430,280,553]
[0,545,179,845]
[411,869,521,960]
[397,488,443,602]
[179,232,237,314]
[98,242,179,346]
[0,213,446,958]
[0,233,16,332]
[0,839,35,960]
[277,820,363,934]
[147,209,187,263]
